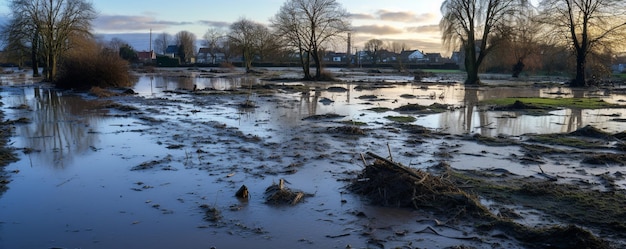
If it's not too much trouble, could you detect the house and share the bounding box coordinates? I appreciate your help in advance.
[197,48,225,64]
[324,51,347,62]
[400,50,427,62]
[426,53,443,63]
[164,45,179,58]
[137,50,156,62]
[378,50,398,63]
[612,55,626,73]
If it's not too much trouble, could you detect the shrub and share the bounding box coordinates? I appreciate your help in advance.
[315,70,336,81]
[55,51,134,89]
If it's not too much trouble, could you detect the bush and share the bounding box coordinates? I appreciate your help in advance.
[315,70,336,81]
[55,51,134,89]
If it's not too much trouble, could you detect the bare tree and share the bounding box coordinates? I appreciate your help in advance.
[272,0,351,80]
[255,27,282,62]
[440,0,526,85]
[229,18,267,72]
[175,31,196,64]
[509,8,541,77]
[539,0,626,87]
[387,41,408,54]
[1,14,33,70]
[364,39,385,64]
[5,0,96,81]
[108,37,127,53]
[153,32,172,54]
[202,28,225,64]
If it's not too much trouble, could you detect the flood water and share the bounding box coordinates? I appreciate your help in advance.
[0,70,625,248]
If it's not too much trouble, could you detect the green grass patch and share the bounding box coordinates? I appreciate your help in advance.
[367,107,391,113]
[481,97,622,109]
[612,73,626,79]
[385,115,416,122]
[528,134,608,149]
[395,103,450,113]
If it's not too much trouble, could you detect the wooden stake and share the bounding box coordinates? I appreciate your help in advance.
[387,143,393,162]
[360,153,367,168]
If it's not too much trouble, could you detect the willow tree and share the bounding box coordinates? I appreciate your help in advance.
[272,0,351,80]
[440,0,526,85]
[539,0,626,87]
[6,0,96,81]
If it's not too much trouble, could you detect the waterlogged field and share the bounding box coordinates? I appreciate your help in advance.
[0,68,625,248]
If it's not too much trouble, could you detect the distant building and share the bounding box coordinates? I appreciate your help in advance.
[164,45,179,58]
[137,51,156,62]
[400,50,427,62]
[324,51,347,62]
[197,48,225,64]
[426,53,443,63]
[612,55,626,73]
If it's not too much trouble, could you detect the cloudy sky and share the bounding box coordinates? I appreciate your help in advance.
[1,0,446,54]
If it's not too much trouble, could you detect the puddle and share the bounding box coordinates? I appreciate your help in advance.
[0,70,625,248]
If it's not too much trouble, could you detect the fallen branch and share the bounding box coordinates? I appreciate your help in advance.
[365,152,423,180]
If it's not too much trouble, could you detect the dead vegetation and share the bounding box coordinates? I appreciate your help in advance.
[351,152,615,249]
[329,125,366,136]
[302,113,345,120]
[199,204,222,222]
[264,179,310,205]
[0,110,18,195]
[394,103,450,113]
[351,153,490,216]
[131,155,174,171]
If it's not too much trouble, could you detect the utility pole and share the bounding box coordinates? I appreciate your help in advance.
[347,33,351,67]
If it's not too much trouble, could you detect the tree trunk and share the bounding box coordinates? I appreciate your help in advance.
[570,53,587,87]
[31,36,40,77]
[299,50,312,80]
[311,50,322,80]
[464,46,480,85]
[244,48,252,72]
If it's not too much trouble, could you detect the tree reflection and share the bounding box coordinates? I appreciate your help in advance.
[16,88,105,169]
[463,87,482,133]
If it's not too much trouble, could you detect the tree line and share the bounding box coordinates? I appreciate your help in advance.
[441,0,626,86]
[1,0,625,86]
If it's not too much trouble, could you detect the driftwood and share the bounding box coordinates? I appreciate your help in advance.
[264,179,308,205]
[366,152,423,180]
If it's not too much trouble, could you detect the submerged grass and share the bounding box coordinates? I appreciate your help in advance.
[482,97,623,109]
[528,134,609,149]
[0,105,18,195]
[385,115,416,123]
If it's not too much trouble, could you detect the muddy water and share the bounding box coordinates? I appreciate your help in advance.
[0,73,625,248]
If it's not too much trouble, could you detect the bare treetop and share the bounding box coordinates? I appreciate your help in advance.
[272,0,351,80]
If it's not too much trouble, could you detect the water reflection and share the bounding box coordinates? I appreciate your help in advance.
[8,88,108,168]
[133,75,260,94]
[129,75,626,136]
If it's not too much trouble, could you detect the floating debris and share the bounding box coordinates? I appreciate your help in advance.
[264,179,310,205]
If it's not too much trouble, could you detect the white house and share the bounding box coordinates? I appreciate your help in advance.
[403,50,427,62]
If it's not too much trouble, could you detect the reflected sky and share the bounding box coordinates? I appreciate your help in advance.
[131,76,626,137]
